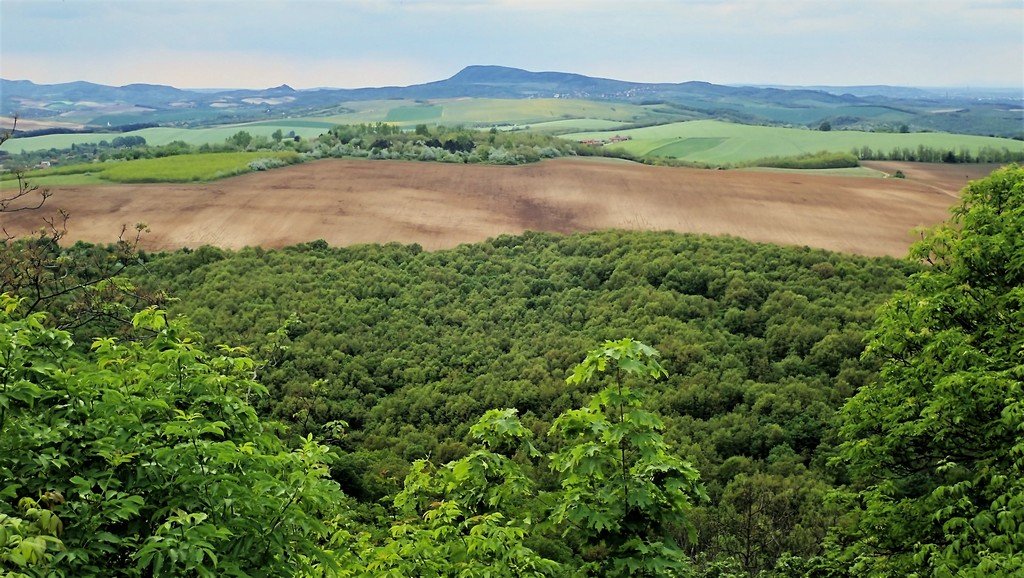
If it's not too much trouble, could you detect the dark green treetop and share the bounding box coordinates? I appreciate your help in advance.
[836,165,1024,576]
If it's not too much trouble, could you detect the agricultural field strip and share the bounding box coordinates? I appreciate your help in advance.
[561,120,1024,164]
[0,151,298,186]
[0,157,977,258]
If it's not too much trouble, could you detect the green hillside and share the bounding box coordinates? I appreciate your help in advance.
[7,101,1020,165]
[0,151,299,186]
[561,120,1024,164]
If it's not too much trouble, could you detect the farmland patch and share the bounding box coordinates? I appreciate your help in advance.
[0,157,973,257]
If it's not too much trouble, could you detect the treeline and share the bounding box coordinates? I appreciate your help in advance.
[3,123,632,173]
[1,131,313,172]
[852,143,1024,163]
[315,122,616,165]
[7,122,159,139]
[743,151,860,170]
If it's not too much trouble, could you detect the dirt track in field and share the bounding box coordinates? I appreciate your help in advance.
[861,161,1003,198]
[1,158,990,257]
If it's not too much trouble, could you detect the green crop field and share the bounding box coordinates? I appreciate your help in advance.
[243,119,338,129]
[561,120,1024,164]
[0,151,299,187]
[384,105,444,122]
[314,98,684,128]
[736,166,888,178]
[0,125,328,154]
[97,151,299,182]
[0,172,107,189]
[647,137,727,158]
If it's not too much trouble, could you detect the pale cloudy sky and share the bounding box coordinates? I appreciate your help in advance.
[1,0,1022,89]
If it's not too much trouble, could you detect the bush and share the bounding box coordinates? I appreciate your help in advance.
[747,151,859,170]
[0,299,347,576]
[248,157,290,171]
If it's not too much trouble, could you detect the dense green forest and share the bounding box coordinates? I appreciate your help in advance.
[2,166,1021,576]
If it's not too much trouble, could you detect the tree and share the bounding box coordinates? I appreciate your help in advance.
[0,300,348,576]
[548,338,707,577]
[836,165,1024,576]
[228,130,253,150]
[368,409,560,577]
[272,129,284,143]
[713,471,832,576]
[0,117,51,219]
[0,117,156,331]
[818,121,832,132]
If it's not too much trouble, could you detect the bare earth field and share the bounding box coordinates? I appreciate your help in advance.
[0,158,991,257]
[861,161,1003,198]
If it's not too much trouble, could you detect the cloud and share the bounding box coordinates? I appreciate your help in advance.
[1,0,1020,88]
[3,50,444,89]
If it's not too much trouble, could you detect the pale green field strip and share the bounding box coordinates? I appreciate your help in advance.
[385,105,444,122]
[1,125,327,153]
[0,173,107,188]
[0,151,298,187]
[311,98,671,127]
[561,120,1024,164]
[735,166,888,178]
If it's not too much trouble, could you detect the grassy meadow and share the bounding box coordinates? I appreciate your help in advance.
[561,120,1024,164]
[0,151,299,187]
[0,125,328,153]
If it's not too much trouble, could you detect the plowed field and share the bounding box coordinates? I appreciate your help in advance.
[1,158,995,257]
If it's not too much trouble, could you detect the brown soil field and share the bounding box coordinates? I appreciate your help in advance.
[0,116,86,132]
[0,158,987,257]
[861,161,1003,197]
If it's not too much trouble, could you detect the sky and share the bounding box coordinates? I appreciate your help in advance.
[1,0,1022,90]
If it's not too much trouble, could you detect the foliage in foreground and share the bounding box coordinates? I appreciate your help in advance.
[361,338,707,577]
[836,164,1024,576]
[0,293,709,577]
[0,298,347,577]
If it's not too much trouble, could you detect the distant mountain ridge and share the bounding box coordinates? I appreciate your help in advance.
[0,65,968,111]
[3,65,1022,137]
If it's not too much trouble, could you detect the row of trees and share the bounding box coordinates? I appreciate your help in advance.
[2,123,605,174]
[316,122,587,165]
[852,144,1024,163]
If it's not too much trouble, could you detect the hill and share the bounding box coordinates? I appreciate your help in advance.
[4,66,1021,137]
[562,120,1024,164]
